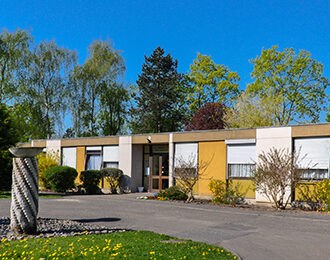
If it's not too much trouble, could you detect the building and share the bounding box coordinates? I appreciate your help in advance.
[21,123,330,202]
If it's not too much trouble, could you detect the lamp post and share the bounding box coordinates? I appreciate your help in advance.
[9,147,42,235]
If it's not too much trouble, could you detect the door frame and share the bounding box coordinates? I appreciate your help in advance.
[149,154,169,192]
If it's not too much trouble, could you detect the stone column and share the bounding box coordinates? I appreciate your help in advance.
[9,147,42,235]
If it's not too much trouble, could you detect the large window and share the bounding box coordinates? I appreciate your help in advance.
[62,147,77,169]
[103,146,119,169]
[295,137,330,180]
[85,146,102,170]
[226,141,256,178]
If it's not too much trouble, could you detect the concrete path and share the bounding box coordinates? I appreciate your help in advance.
[0,194,329,260]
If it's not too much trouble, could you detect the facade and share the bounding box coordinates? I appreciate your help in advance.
[22,123,330,202]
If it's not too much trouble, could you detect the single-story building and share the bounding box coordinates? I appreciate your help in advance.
[20,123,330,202]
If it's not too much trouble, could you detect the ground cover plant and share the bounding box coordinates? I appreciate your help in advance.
[0,191,61,199]
[0,231,237,259]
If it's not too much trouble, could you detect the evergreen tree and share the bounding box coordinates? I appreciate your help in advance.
[131,47,185,133]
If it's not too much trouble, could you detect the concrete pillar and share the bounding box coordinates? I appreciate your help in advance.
[169,133,174,187]
[255,127,292,202]
[46,140,61,158]
[119,136,132,192]
[9,147,42,235]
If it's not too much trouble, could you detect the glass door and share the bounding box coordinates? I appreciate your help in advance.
[149,154,169,192]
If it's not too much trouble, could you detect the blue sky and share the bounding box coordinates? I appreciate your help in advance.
[1,0,329,119]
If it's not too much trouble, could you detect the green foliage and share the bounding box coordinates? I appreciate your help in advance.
[187,53,240,113]
[0,231,237,259]
[225,91,281,128]
[45,166,77,193]
[101,168,124,194]
[208,179,245,205]
[247,46,329,124]
[131,47,186,133]
[36,152,60,189]
[157,186,188,201]
[69,39,126,137]
[0,104,18,191]
[317,179,330,212]
[80,170,102,194]
[0,28,32,103]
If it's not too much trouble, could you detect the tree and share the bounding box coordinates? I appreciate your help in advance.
[185,102,227,130]
[0,104,18,190]
[247,46,329,124]
[69,39,125,137]
[0,29,32,103]
[19,40,77,139]
[254,148,303,210]
[225,91,281,128]
[174,156,209,202]
[186,53,240,113]
[131,47,185,133]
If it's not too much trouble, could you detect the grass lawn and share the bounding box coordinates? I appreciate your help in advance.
[0,231,237,259]
[0,192,61,199]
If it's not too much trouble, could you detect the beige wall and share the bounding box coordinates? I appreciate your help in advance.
[46,140,61,157]
[119,136,132,191]
[256,127,292,202]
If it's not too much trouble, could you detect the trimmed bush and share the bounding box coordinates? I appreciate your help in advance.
[157,186,188,201]
[101,168,124,194]
[80,170,102,194]
[45,166,77,192]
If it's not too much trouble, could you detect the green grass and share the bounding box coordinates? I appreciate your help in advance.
[0,192,61,199]
[0,231,237,259]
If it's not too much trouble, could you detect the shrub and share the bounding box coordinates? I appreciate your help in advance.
[37,151,60,189]
[157,186,188,201]
[317,179,330,212]
[101,168,123,194]
[45,166,77,192]
[80,170,102,194]
[209,179,245,205]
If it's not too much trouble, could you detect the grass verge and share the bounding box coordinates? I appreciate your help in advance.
[0,192,61,199]
[0,231,237,259]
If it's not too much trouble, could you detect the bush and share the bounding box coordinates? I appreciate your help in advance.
[37,151,60,189]
[101,168,123,194]
[80,170,102,194]
[209,179,245,205]
[317,179,330,212]
[157,186,188,201]
[45,166,77,192]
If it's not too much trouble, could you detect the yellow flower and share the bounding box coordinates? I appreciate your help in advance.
[150,251,155,254]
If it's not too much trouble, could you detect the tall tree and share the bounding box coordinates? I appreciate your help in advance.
[69,39,125,137]
[131,47,185,133]
[247,46,329,124]
[0,29,32,103]
[19,40,77,139]
[187,53,240,113]
[225,91,282,128]
[0,104,18,190]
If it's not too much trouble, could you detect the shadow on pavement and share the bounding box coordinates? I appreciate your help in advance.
[73,217,121,223]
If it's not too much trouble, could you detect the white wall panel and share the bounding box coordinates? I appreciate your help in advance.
[227,144,256,164]
[174,143,198,167]
[86,146,102,151]
[295,137,330,169]
[103,146,119,162]
[62,147,77,169]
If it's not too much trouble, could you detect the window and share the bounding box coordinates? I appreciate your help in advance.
[299,169,328,180]
[103,146,119,169]
[85,146,102,170]
[229,164,255,178]
[104,162,119,169]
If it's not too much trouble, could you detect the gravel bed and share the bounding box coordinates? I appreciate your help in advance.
[0,217,129,241]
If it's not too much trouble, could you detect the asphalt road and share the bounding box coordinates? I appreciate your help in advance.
[1,194,329,260]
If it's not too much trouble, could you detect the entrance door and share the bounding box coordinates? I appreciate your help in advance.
[149,154,169,192]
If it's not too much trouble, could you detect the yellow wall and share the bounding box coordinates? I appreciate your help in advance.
[230,179,255,198]
[76,146,85,184]
[198,141,226,196]
[295,182,318,201]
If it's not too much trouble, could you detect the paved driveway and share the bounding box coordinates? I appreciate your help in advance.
[1,194,329,260]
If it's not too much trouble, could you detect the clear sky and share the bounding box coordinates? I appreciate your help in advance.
[1,0,329,117]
